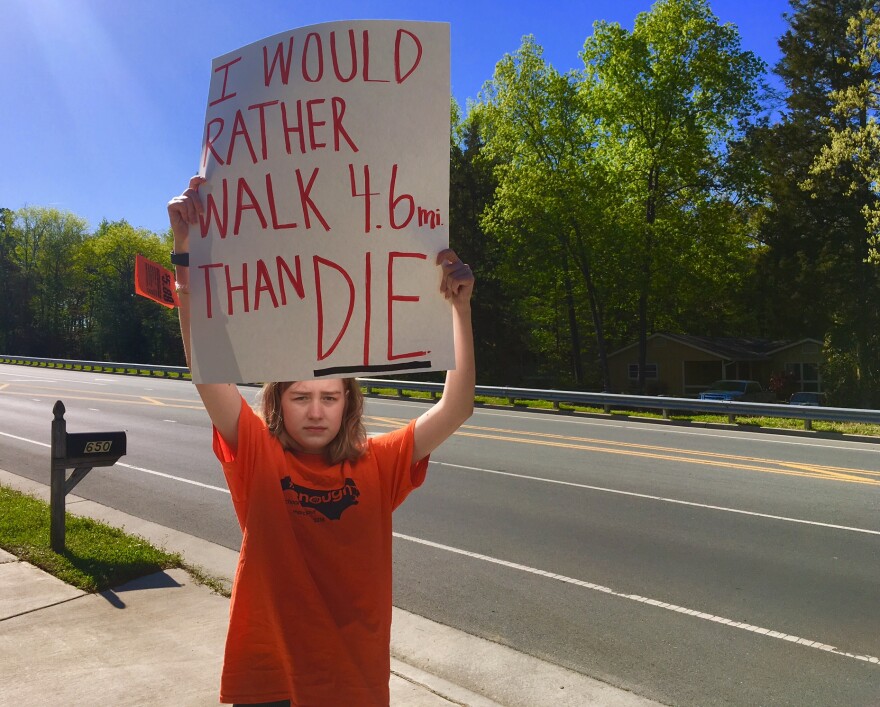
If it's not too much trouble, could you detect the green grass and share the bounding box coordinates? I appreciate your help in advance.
[0,485,226,594]
[360,386,438,401]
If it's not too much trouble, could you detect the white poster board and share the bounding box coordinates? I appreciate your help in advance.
[189,20,452,383]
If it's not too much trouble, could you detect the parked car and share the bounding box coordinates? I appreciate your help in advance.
[789,391,826,406]
[698,380,776,403]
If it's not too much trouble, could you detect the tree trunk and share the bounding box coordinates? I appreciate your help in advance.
[638,166,658,394]
[569,222,610,391]
[562,254,584,386]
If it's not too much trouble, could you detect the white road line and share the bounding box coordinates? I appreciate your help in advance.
[3,429,876,535]
[0,372,58,382]
[432,461,880,536]
[0,431,50,447]
[0,370,109,386]
[116,463,229,493]
[393,532,880,667]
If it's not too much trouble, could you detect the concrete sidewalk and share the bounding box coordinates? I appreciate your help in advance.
[0,468,661,706]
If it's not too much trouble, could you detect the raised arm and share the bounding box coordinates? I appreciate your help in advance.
[411,249,475,463]
[167,176,242,449]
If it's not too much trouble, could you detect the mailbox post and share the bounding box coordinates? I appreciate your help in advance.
[50,401,126,553]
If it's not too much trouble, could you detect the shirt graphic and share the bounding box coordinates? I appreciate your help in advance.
[281,476,360,520]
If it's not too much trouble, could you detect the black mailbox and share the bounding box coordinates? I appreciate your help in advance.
[64,431,127,468]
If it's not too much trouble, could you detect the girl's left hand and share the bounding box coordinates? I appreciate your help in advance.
[437,249,474,305]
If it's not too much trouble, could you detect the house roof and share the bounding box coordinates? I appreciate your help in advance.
[608,333,822,362]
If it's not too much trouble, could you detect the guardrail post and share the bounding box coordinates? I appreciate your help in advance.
[804,418,813,431]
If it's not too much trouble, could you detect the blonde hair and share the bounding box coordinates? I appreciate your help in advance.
[258,378,366,464]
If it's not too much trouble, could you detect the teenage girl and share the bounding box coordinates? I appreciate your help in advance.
[167,176,475,706]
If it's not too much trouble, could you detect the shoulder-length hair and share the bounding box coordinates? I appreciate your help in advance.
[258,378,366,465]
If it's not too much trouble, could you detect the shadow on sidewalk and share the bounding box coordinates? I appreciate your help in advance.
[99,569,183,608]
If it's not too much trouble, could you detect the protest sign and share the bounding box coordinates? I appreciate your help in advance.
[189,20,452,384]
[134,254,179,309]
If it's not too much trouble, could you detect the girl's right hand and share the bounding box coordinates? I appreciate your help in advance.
[166,175,206,248]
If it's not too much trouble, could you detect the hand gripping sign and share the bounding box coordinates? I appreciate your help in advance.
[188,21,452,384]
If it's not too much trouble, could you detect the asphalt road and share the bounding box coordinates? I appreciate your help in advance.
[1,364,878,706]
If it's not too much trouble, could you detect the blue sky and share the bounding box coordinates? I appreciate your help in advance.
[1,0,791,235]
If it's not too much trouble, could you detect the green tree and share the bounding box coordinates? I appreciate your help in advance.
[805,3,880,405]
[0,208,20,352]
[449,101,533,384]
[478,37,618,389]
[749,0,880,406]
[6,206,89,356]
[808,5,880,260]
[580,0,764,391]
[80,220,180,364]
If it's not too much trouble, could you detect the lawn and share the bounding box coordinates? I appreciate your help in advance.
[0,485,225,594]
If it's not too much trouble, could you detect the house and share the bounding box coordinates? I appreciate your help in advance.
[607,333,823,397]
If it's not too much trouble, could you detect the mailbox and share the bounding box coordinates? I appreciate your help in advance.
[63,432,127,468]
[50,401,127,552]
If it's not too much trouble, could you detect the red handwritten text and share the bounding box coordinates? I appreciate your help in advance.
[198,252,427,365]
[201,97,358,169]
[262,28,422,88]
[198,168,330,237]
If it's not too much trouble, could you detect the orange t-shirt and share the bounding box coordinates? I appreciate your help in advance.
[212,396,428,706]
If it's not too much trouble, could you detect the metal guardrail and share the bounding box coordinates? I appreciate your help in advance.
[0,354,188,378]
[3,354,879,431]
[361,378,880,430]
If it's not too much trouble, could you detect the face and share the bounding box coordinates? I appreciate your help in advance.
[280,380,347,455]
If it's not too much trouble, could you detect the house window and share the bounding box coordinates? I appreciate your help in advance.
[628,363,658,380]
[784,362,821,392]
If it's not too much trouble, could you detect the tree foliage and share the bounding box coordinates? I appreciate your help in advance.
[3,206,89,355]
[807,4,880,261]
[478,37,617,388]
[580,0,764,391]
[3,1,879,406]
[80,220,180,363]
[747,0,880,406]
[0,207,181,365]
[475,0,763,392]
[449,100,532,384]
